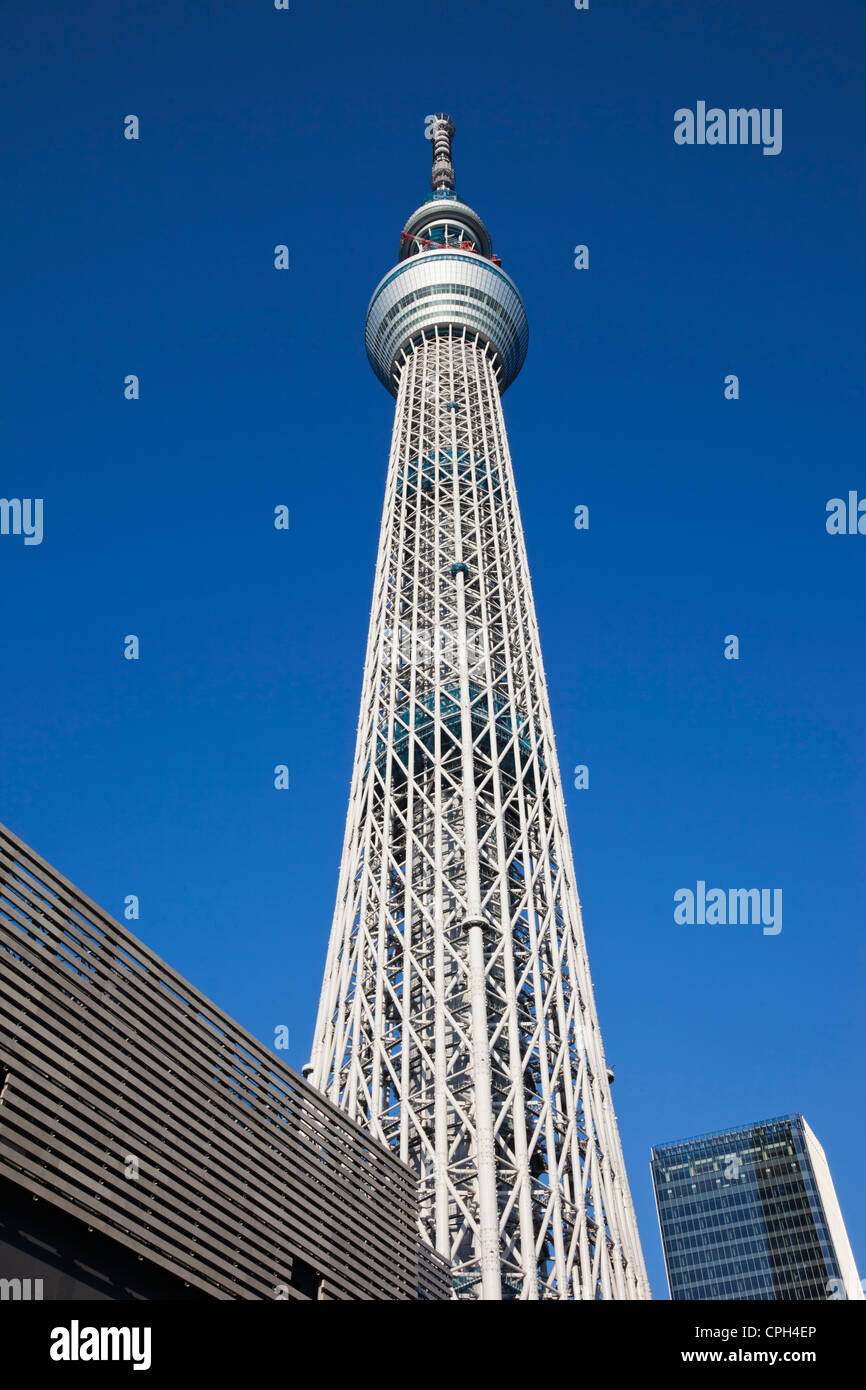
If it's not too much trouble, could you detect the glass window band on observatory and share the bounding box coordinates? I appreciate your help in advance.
[365,253,529,396]
[651,1115,853,1300]
[371,283,525,372]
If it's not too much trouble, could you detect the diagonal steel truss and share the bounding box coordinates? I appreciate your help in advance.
[308,323,650,1300]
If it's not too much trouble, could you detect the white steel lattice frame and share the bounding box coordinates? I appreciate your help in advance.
[309,321,650,1301]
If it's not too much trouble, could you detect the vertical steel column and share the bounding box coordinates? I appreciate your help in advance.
[448,343,501,1300]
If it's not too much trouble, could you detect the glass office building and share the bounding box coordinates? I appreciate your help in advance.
[651,1114,862,1300]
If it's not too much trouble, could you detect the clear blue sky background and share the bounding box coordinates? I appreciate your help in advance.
[1,0,863,1298]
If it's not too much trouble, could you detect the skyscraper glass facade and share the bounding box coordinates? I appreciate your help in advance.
[651,1115,853,1300]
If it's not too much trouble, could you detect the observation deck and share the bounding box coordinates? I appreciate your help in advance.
[364,115,528,396]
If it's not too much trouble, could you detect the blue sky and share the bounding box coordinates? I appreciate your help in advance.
[1,0,864,1297]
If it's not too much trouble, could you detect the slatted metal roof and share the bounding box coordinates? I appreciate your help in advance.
[0,821,448,1300]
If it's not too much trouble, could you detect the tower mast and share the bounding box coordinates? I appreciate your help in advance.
[307,115,649,1301]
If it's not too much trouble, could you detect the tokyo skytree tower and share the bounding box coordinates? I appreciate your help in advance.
[307,116,649,1301]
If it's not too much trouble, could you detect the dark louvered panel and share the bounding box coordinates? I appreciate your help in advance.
[0,822,441,1300]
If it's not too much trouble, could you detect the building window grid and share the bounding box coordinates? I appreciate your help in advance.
[651,1118,840,1302]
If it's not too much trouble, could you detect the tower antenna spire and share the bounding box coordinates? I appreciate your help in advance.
[429,112,456,192]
